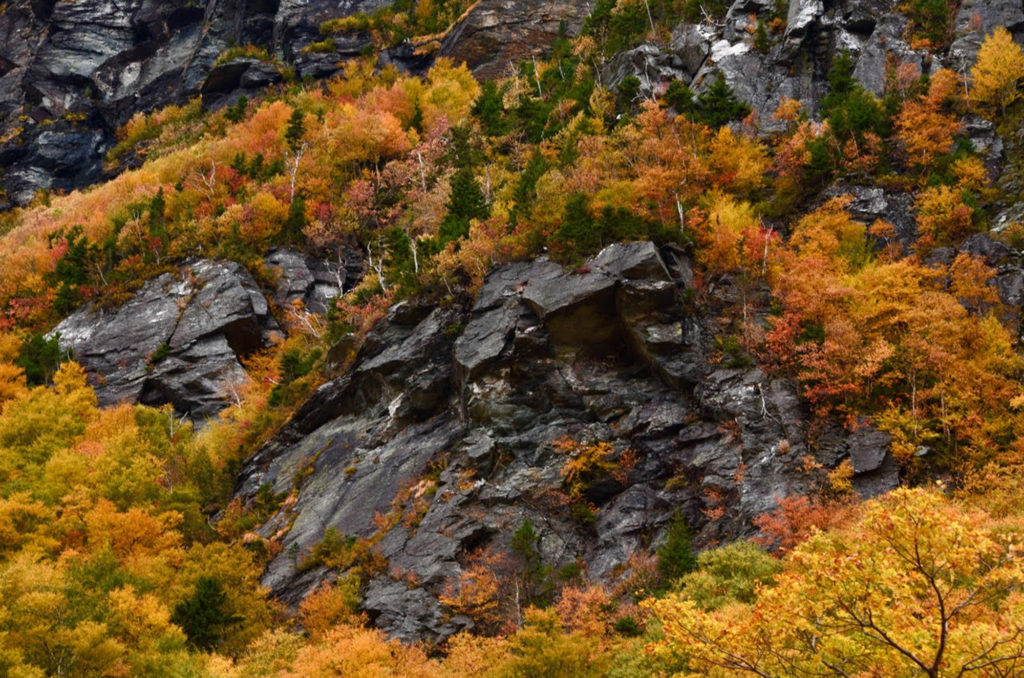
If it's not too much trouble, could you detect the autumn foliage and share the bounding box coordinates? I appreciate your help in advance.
[647,489,1024,677]
[0,7,1022,676]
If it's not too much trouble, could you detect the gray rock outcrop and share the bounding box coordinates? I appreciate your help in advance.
[234,242,898,643]
[51,259,280,418]
[264,247,363,314]
[439,0,595,79]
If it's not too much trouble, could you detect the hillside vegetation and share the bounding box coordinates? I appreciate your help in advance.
[0,3,1023,675]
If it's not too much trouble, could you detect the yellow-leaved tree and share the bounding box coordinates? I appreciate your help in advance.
[971,26,1024,116]
[646,488,1024,677]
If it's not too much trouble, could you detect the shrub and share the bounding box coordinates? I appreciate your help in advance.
[675,540,783,609]
[16,333,62,386]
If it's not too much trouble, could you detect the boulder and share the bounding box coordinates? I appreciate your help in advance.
[521,263,620,346]
[200,58,283,107]
[52,259,278,418]
[670,24,713,75]
[825,184,917,243]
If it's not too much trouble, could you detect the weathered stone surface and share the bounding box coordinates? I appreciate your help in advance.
[603,45,690,98]
[825,184,917,243]
[454,302,518,378]
[51,259,278,418]
[264,247,362,314]
[852,13,923,97]
[363,578,469,643]
[200,58,284,108]
[438,0,593,79]
[962,115,1004,178]
[847,423,891,475]
[235,242,896,643]
[955,233,1024,338]
[949,0,1024,75]
[591,241,672,281]
[670,23,713,75]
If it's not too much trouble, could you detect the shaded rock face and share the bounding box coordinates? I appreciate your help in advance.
[0,0,589,206]
[52,259,280,419]
[439,0,595,79]
[956,233,1024,340]
[234,242,898,643]
[264,246,363,314]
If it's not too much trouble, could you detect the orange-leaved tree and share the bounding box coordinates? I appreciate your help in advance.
[646,488,1024,677]
[971,26,1024,117]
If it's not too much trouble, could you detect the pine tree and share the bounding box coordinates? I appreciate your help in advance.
[694,76,751,127]
[754,19,769,52]
[553,192,597,257]
[511,148,548,223]
[439,168,488,245]
[656,512,696,584]
[281,193,306,243]
[472,80,508,136]
[663,80,695,114]
[171,577,243,651]
[285,108,305,151]
[15,334,61,386]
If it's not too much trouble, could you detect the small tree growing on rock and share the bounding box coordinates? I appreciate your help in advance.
[971,26,1024,117]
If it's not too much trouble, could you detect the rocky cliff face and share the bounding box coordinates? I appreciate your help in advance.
[50,249,359,418]
[606,0,1024,128]
[231,242,895,642]
[12,0,1024,649]
[0,0,587,206]
[439,0,594,79]
[6,0,1022,207]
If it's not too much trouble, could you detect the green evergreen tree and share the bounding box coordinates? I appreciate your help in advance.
[410,100,424,134]
[663,80,696,114]
[820,52,887,143]
[472,80,508,137]
[754,19,769,52]
[147,188,169,254]
[694,76,751,127]
[224,95,248,123]
[439,168,488,246]
[16,333,62,386]
[285,108,305,151]
[281,193,306,243]
[511,149,549,223]
[511,519,553,606]
[513,96,555,143]
[656,512,697,584]
[49,225,95,315]
[171,577,243,651]
[617,75,643,112]
[553,192,597,258]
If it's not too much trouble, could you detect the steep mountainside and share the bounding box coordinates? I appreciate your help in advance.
[0,0,588,205]
[2,0,1024,673]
